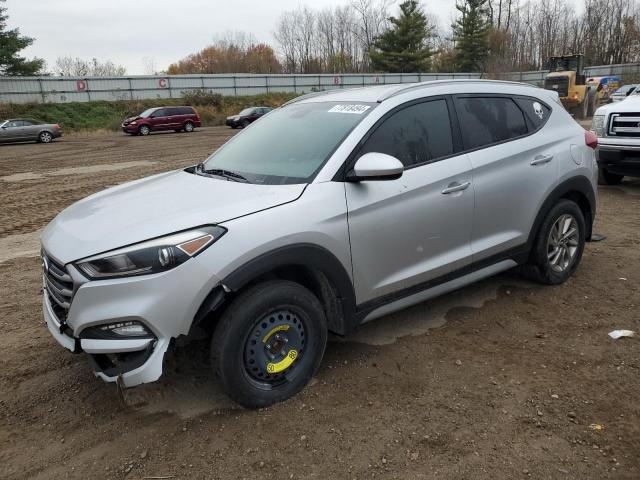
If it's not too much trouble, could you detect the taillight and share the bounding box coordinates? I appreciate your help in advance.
[585,130,598,149]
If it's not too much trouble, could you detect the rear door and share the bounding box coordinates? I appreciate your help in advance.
[453,95,558,262]
[166,107,183,129]
[345,97,475,305]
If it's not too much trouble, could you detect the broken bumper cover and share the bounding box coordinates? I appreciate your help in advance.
[43,292,169,387]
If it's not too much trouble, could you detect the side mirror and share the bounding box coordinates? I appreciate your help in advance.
[347,152,404,182]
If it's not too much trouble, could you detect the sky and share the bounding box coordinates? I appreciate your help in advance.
[5,0,459,75]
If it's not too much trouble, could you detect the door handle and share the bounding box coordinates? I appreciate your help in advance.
[441,181,471,194]
[530,154,553,166]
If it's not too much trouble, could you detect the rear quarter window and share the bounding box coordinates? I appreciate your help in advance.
[514,97,551,130]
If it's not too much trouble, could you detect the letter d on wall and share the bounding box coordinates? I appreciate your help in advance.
[76,80,87,92]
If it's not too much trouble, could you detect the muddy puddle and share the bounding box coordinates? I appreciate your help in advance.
[122,273,530,418]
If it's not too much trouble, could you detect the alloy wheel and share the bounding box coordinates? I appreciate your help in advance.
[546,214,579,273]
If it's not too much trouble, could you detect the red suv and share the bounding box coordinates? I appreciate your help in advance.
[122,106,201,136]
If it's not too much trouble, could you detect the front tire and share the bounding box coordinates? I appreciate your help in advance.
[211,280,327,408]
[598,166,624,185]
[138,125,151,136]
[524,199,586,285]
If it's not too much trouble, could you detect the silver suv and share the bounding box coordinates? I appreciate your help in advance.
[42,80,598,408]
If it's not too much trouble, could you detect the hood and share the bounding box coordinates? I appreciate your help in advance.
[123,116,140,123]
[596,94,640,115]
[42,170,306,263]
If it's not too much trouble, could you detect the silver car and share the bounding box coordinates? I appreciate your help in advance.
[0,118,62,144]
[41,80,598,407]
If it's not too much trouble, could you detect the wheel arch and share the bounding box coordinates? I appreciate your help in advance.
[527,176,596,255]
[194,244,357,336]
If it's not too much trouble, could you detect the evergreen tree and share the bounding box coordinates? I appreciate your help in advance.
[369,1,433,73]
[0,0,44,75]
[452,0,491,73]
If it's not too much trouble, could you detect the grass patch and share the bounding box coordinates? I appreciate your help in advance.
[0,92,300,132]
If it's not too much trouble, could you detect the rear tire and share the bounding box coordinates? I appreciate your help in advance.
[598,166,624,185]
[523,200,586,285]
[210,280,327,409]
[184,121,195,133]
[573,98,588,119]
[38,131,53,143]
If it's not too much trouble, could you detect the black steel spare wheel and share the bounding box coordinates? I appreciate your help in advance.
[243,308,307,389]
[210,280,327,408]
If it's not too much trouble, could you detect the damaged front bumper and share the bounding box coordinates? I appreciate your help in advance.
[43,292,169,386]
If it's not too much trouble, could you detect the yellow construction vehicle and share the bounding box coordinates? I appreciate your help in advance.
[544,54,598,119]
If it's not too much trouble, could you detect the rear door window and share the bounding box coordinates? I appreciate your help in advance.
[455,96,528,150]
[357,99,454,168]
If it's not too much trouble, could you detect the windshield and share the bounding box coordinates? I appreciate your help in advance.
[239,108,255,116]
[202,101,375,184]
[138,108,157,118]
[0,121,6,128]
[616,85,635,94]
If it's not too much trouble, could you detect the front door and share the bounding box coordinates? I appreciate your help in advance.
[149,109,168,131]
[345,98,475,305]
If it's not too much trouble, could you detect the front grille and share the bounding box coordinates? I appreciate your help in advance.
[608,113,640,137]
[545,77,569,97]
[42,250,74,323]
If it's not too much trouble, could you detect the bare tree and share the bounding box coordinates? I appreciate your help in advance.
[53,57,126,76]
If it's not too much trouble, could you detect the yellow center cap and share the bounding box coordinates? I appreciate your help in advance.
[267,349,298,374]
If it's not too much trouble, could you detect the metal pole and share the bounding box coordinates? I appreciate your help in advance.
[167,77,173,98]
[128,77,133,100]
[233,76,237,96]
[38,78,45,103]
[265,75,269,94]
[86,78,91,102]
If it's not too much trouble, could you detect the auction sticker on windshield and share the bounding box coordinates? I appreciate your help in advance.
[328,105,371,114]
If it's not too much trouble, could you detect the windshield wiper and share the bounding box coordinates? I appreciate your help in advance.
[196,163,250,183]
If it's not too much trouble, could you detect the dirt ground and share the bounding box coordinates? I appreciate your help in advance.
[0,127,638,480]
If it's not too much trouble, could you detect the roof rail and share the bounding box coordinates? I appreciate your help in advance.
[281,90,336,107]
[376,78,536,102]
[282,85,384,107]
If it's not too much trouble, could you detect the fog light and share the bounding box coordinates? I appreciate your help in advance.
[80,321,155,339]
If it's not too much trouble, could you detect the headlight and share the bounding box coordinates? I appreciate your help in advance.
[76,225,226,279]
[130,121,137,125]
[591,115,605,137]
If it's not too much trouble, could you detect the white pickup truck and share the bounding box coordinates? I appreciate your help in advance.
[592,94,640,184]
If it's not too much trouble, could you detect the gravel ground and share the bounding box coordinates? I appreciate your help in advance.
[0,126,638,480]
